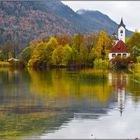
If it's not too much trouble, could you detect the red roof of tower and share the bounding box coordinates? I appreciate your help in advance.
[111,40,128,53]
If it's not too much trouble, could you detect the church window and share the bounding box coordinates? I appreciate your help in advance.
[112,54,116,57]
[123,54,127,57]
[117,54,121,57]
[120,30,123,33]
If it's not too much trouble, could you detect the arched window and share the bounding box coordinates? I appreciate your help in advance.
[120,30,123,33]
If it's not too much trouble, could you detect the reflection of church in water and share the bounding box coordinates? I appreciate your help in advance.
[109,72,128,116]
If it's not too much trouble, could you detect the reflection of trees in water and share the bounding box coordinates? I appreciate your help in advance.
[108,71,140,115]
[127,72,140,103]
[28,69,115,105]
[0,68,33,107]
[1,68,140,138]
[27,69,119,116]
[0,111,73,139]
[0,68,115,139]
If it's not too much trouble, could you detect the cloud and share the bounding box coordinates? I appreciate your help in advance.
[62,1,140,31]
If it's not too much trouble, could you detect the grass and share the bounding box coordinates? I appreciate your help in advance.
[0,61,10,67]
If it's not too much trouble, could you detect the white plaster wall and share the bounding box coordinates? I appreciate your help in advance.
[118,26,126,43]
[109,53,130,60]
[109,53,113,60]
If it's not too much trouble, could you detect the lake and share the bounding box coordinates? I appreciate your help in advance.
[0,68,140,139]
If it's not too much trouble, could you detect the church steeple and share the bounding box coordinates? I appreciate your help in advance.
[118,18,126,42]
[118,18,126,28]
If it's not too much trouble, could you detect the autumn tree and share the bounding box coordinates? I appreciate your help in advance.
[79,39,88,66]
[72,34,84,53]
[72,34,89,66]
[0,50,4,61]
[28,42,48,68]
[63,44,72,66]
[71,48,78,66]
[24,32,113,68]
[28,37,58,68]
[86,33,98,53]
[55,34,72,46]
[126,32,140,57]
[2,42,13,60]
[52,45,64,66]
[88,48,99,66]
[95,31,113,60]
[21,47,33,64]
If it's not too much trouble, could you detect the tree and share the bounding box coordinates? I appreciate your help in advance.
[63,44,72,66]
[55,34,72,46]
[72,34,84,53]
[79,43,88,65]
[72,33,89,66]
[95,31,113,60]
[71,48,78,66]
[21,47,33,64]
[2,42,13,60]
[86,33,98,53]
[52,45,64,66]
[28,42,48,68]
[47,37,58,50]
[88,48,98,65]
[101,45,106,60]
[26,32,113,68]
[0,50,4,61]
[28,37,58,68]
[127,32,140,53]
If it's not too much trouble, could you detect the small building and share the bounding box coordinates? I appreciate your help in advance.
[8,58,20,62]
[109,18,130,60]
[109,40,130,60]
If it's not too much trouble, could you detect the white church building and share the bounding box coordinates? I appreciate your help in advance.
[109,18,130,60]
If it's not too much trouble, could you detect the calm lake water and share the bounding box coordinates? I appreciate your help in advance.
[0,68,140,139]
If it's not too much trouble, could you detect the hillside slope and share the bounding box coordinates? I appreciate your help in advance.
[76,9,131,36]
[0,0,132,48]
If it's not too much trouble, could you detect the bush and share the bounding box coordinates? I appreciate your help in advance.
[94,59,110,69]
[0,61,10,67]
[111,56,133,69]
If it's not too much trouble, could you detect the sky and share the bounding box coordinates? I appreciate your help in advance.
[62,1,140,32]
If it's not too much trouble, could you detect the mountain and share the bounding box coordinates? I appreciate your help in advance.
[0,0,132,48]
[0,0,80,47]
[77,9,117,33]
[76,9,131,36]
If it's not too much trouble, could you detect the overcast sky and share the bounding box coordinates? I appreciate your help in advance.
[62,1,140,32]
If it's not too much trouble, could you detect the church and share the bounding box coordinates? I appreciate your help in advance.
[108,18,130,60]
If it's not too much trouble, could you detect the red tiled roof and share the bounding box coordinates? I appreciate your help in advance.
[111,40,128,53]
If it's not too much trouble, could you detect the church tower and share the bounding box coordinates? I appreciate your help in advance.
[118,18,126,43]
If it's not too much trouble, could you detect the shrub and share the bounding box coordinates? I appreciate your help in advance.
[94,59,110,69]
[111,56,133,69]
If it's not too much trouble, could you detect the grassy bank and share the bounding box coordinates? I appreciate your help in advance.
[0,61,25,69]
[0,61,10,67]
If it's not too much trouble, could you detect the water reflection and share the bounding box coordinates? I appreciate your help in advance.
[109,72,128,116]
[0,68,139,139]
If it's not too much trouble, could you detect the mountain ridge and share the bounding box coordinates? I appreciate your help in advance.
[76,9,131,36]
[0,0,132,48]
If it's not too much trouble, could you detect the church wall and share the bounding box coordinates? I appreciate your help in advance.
[118,26,126,43]
[109,53,130,60]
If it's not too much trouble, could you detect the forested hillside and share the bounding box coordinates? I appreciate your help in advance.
[0,0,132,51]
